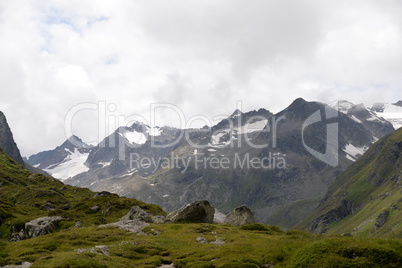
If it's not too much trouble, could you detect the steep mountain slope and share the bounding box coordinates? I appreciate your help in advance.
[306,127,402,237]
[79,99,394,228]
[25,136,93,180]
[0,111,25,167]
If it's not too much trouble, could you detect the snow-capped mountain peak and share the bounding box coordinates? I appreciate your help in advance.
[328,100,355,114]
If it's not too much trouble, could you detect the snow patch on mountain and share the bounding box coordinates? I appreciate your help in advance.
[343,143,368,162]
[350,115,362,124]
[98,161,112,168]
[374,103,402,129]
[209,118,268,148]
[120,131,147,145]
[148,126,162,136]
[44,148,89,180]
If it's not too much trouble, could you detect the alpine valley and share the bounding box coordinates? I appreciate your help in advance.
[25,98,400,229]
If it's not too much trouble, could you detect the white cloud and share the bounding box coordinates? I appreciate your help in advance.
[0,0,401,156]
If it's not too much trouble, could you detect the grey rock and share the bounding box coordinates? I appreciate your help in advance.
[24,216,63,239]
[374,210,390,230]
[121,206,153,222]
[166,200,214,223]
[0,262,32,268]
[211,236,225,245]
[310,200,357,234]
[90,205,101,212]
[99,220,149,234]
[224,206,255,227]
[196,236,225,245]
[94,191,117,198]
[76,245,110,256]
[74,221,83,228]
[196,237,207,243]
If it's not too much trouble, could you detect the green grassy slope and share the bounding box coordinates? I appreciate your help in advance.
[0,148,165,239]
[1,222,402,267]
[303,128,402,237]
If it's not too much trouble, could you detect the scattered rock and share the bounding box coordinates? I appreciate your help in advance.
[157,264,175,268]
[196,237,207,243]
[22,216,63,239]
[211,236,225,245]
[99,220,149,234]
[374,210,390,230]
[166,200,214,223]
[196,236,225,245]
[75,245,110,256]
[93,191,118,198]
[121,206,153,222]
[90,205,101,212]
[224,206,255,227]
[0,262,32,268]
[74,221,82,228]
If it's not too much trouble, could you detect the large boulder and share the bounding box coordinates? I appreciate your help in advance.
[24,216,64,239]
[121,206,166,223]
[224,206,255,226]
[166,200,215,223]
[121,206,153,222]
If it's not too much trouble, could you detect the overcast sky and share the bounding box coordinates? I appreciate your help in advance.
[0,0,401,157]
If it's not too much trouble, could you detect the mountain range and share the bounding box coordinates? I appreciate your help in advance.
[1,102,402,266]
[24,98,399,229]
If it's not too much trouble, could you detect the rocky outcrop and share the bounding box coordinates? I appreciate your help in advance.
[224,206,255,226]
[373,210,389,230]
[310,200,356,234]
[75,245,110,256]
[98,220,149,234]
[10,216,63,241]
[93,191,118,198]
[0,111,25,167]
[25,216,63,238]
[166,200,214,223]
